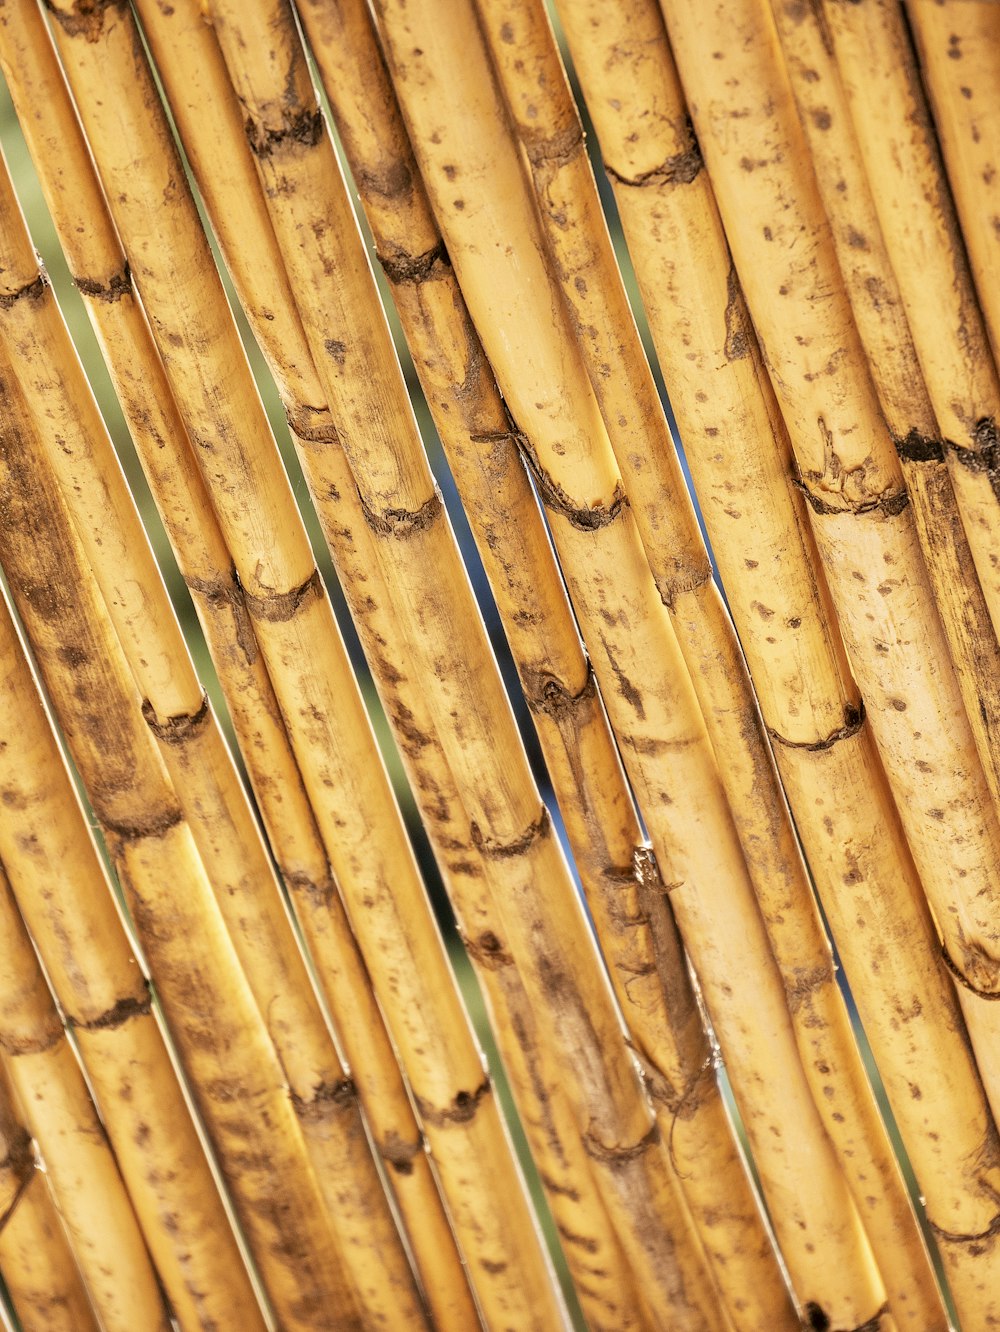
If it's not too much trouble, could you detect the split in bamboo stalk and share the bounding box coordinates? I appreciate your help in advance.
[369,1,896,1324]
[770,0,1000,817]
[0,1059,98,1332]
[0,584,264,1329]
[657,0,1000,1315]
[295,1,795,1324]
[810,0,1000,787]
[479,3,944,1322]
[909,0,1000,372]
[0,861,170,1331]
[45,2,568,1322]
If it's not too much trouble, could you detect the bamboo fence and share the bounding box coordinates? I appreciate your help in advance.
[0,0,996,1328]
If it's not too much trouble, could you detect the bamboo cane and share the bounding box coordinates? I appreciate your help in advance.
[0,590,264,1330]
[909,0,1000,372]
[478,3,943,1323]
[0,349,361,1329]
[200,3,727,1324]
[818,0,1000,656]
[657,0,1000,1314]
[295,2,794,1325]
[0,1061,98,1332]
[369,1,891,1323]
[770,0,1000,813]
[44,3,569,1322]
[0,7,474,1317]
[0,863,170,1331]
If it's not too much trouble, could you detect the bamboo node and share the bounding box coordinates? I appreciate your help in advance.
[655,562,714,611]
[768,701,865,752]
[522,665,597,717]
[377,241,450,286]
[41,0,125,42]
[141,692,210,745]
[70,988,153,1032]
[289,1077,358,1123]
[286,407,339,445]
[783,962,836,1016]
[185,570,259,664]
[358,487,444,539]
[101,801,184,843]
[947,418,1000,497]
[0,1024,64,1057]
[414,1078,492,1128]
[0,271,48,310]
[469,805,551,859]
[242,568,323,622]
[582,1119,659,1168]
[74,263,132,302]
[894,428,944,464]
[513,431,630,531]
[793,476,910,518]
[941,942,1000,1002]
[604,121,702,189]
[376,1131,424,1177]
[523,121,585,171]
[244,107,324,160]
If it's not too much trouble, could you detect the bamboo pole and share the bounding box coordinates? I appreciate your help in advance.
[554,4,1000,1326]
[369,1,893,1324]
[200,3,728,1324]
[295,2,795,1325]
[44,3,569,1323]
[0,1061,98,1332]
[770,0,1000,813]
[657,0,1000,1315]
[818,0,1000,656]
[0,863,170,1331]
[909,0,1000,371]
[0,348,359,1329]
[478,3,943,1323]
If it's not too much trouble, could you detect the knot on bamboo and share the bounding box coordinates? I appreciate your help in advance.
[244,107,324,159]
[0,271,48,309]
[141,692,210,745]
[583,1119,660,1168]
[793,475,910,518]
[185,570,259,665]
[523,120,585,171]
[894,428,945,464]
[605,123,703,189]
[242,569,323,622]
[768,701,865,752]
[522,665,597,718]
[470,805,551,859]
[74,263,132,302]
[70,988,153,1033]
[41,0,126,42]
[513,431,630,531]
[941,940,1000,1002]
[415,1078,492,1128]
[359,488,444,539]
[289,1077,357,1124]
[376,1131,424,1177]
[377,241,450,286]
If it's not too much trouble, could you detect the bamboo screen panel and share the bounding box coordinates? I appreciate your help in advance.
[0,0,996,1328]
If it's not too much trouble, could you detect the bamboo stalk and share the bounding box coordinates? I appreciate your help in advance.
[0,1061,98,1332]
[295,2,795,1325]
[0,863,170,1330]
[657,0,1000,1315]
[370,1,894,1324]
[0,585,264,1329]
[44,2,569,1322]
[479,3,944,1323]
[0,345,360,1329]
[770,0,1000,814]
[909,0,1000,372]
[819,0,1000,655]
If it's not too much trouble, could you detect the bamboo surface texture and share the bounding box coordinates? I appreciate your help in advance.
[0,0,996,1327]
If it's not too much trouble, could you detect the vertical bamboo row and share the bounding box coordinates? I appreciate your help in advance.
[294,2,796,1325]
[657,0,1000,1316]
[43,2,570,1323]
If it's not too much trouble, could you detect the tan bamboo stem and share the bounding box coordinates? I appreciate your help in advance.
[909,0,1000,371]
[771,0,1000,812]
[0,1062,98,1332]
[295,2,794,1324]
[0,592,264,1330]
[0,865,170,1330]
[45,3,568,1322]
[658,0,1000,1314]
[2,7,472,1315]
[480,3,942,1321]
[819,0,1000,653]
[0,350,357,1329]
[370,0,892,1323]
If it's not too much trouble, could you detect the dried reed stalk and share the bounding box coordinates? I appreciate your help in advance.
[658,0,1000,1316]
[370,1,895,1323]
[295,1,796,1324]
[0,591,263,1328]
[819,0,1000,654]
[0,1058,97,1332]
[44,2,566,1322]
[0,864,170,1330]
[909,0,1000,370]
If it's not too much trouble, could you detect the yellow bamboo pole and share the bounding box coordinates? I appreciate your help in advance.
[658,0,1000,1315]
[479,3,942,1323]
[0,1061,98,1332]
[369,1,892,1324]
[202,2,726,1323]
[0,864,170,1331]
[44,2,569,1322]
[295,4,795,1327]
[770,0,1000,813]
[909,0,1000,371]
[819,0,1000,656]
[0,348,358,1329]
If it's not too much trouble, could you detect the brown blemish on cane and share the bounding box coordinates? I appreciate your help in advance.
[894,428,944,463]
[415,1078,491,1127]
[522,665,597,717]
[605,120,703,188]
[141,692,210,744]
[378,241,450,285]
[0,272,48,309]
[41,0,128,42]
[244,107,324,158]
[102,802,184,843]
[289,1077,357,1123]
[769,701,865,751]
[377,1131,422,1176]
[243,568,322,621]
[723,265,749,361]
[499,429,630,530]
[0,1128,34,1234]
[461,928,514,970]
[185,569,260,666]
[522,121,585,171]
[583,1118,659,1167]
[72,989,153,1031]
[359,488,444,539]
[74,263,133,301]
[324,339,347,367]
[470,805,551,859]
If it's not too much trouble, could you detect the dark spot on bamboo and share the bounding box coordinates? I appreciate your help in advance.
[583,1118,659,1167]
[378,240,450,285]
[794,477,909,517]
[74,263,132,301]
[479,1257,507,1275]
[72,988,153,1032]
[723,264,749,361]
[894,428,944,463]
[243,569,322,622]
[359,488,443,539]
[244,107,324,158]
[605,120,702,188]
[812,108,832,131]
[523,665,597,717]
[102,802,184,843]
[557,1226,600,1254]
[805,1304,830,1331]
[141,692,210,744]
[0,272,47,309]
[415,1077,491,1127]
[523,121,584,170]
[324,339,347,366]
[504,429,630,530]
[378,1130,422,1176]
[470,806,550,859]
[41,0,128,41]
[461,929,514,970]
[289,1077,356,1123]
[769,701,865,751]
